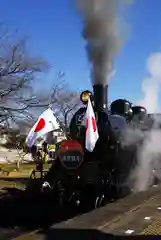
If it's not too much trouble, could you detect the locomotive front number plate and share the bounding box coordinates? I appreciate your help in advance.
[59,150,84,169]
[62,155,81,162]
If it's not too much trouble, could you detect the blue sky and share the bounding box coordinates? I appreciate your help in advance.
[1,0,161,104]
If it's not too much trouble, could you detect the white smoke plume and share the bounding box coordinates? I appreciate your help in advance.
[138,52,161,113]
[129,52,161,193]
[76,0,132,85]
[132,129,161,192]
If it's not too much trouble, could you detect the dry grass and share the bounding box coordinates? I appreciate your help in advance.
[0,179,25,190]
[0,162,51,172]
[0,163,52,191]
[0,162,51,181]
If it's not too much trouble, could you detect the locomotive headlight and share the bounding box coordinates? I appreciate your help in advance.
[80,90,93,105]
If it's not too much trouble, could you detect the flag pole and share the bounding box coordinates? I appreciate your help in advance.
[48,103,52,110]
[48,100,60,132]
[48,88,53,110]
[48,95,65,138]
[48,94,53,110]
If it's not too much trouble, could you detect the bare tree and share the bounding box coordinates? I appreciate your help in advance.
[49,76,81,133]
[2,128,29,170]
[0,24,81,134]
[53,89,81,133]
[31,72,82,134]
[0,25,49,127]
[0,24,82,170]
[32,72,67,110]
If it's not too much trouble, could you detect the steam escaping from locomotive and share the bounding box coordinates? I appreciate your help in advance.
[130,52,161,192]
[138,52,161,113]
[76,0,130,86]
[133,129,161,192]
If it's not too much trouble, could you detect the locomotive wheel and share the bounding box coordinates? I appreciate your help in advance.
[94,195,106,209]
[153,176,160,185]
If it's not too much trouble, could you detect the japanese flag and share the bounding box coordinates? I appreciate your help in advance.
[26,108,59,147]
[84,98,99,152]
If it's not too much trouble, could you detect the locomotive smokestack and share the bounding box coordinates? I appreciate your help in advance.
[93,84,108,111]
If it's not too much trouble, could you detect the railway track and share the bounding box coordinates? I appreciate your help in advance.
[0,184,161,239]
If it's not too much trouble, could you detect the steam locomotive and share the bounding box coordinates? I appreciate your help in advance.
[37,84,151,210]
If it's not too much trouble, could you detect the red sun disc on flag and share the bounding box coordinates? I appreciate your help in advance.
[86,117,97,132]
[34,118,45,132]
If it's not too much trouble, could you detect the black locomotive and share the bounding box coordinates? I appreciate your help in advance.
[36,84,151,210]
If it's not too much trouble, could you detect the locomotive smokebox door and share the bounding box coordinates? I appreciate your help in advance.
[57,140,84,170]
